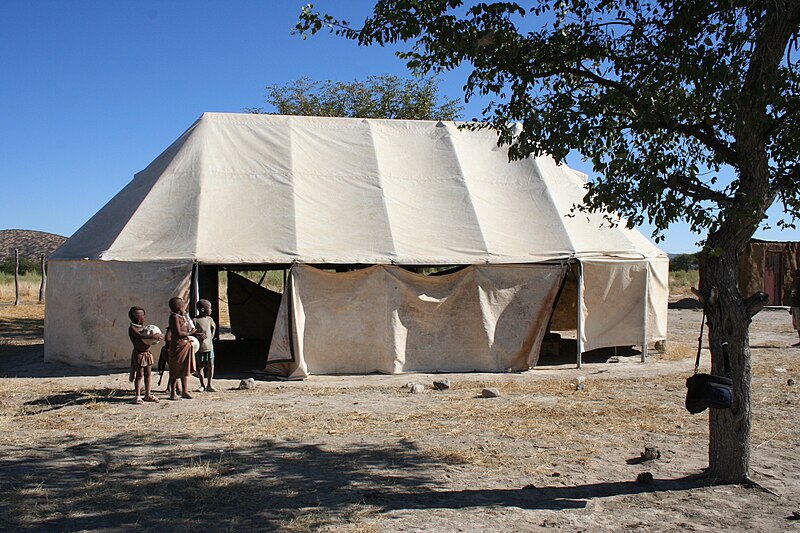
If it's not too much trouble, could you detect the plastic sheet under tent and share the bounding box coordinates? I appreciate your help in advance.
[45,112,668,373]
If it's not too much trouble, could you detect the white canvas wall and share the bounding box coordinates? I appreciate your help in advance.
[44,260,192,367]
[579,258,668,352]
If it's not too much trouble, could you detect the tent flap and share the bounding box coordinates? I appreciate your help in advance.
[267,264,566,378]
[580,258,668,352]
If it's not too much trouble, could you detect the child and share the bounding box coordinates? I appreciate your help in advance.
[128,306,163,404]
[166,297,200,400]
[194,299,218,392]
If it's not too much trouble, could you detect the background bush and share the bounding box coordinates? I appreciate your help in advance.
[0,256,41,275]
[669,253,699,272]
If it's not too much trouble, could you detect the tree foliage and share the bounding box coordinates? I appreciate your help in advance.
[669,253,699,272]
[0,256,39,276]
[248,74,463,120]
[296,1,799,242]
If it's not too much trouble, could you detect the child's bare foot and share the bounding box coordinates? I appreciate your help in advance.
[144,395,160,403]
[132,396,144,405]
[181,393,194,399]
[206,385,218,392]
[169,394,178,401]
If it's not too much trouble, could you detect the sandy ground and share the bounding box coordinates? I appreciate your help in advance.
[0,303,798,532]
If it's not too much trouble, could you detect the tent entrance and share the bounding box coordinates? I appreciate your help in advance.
[538,262,650,366]
[197,265,285,372]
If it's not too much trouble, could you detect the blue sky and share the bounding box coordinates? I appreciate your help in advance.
[1,1,795,253]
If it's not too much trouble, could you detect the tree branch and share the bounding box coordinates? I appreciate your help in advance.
[549,66,739,163]
[744,292,769,319]
[668,173,733,205]
[668,123,737,165]
[770,164,800,197]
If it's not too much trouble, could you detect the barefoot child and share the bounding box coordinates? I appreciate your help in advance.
[194,299,218,392]
[166,297,200,400]
[128,306,163,404]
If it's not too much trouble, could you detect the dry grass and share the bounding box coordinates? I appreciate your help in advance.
[669,269,699,297]
[0,302,44,346]
[660,341,696,361]
[0,274,42,303]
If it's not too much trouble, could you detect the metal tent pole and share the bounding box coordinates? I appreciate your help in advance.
[190,262,200,318]
[576,260,584,369]
[641,260,650,363]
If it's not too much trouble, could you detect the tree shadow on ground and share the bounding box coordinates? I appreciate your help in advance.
[362,475,712,512]
[0,433,717,532]
[0,316,43,340]
[750,343,795,349]
[23,388,135,413]
[0,343,120,378]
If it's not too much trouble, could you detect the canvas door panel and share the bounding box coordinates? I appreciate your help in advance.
[580,259,648,352]
[267,264,564,376]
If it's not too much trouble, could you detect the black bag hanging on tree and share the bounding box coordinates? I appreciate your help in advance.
[685,310,733,414]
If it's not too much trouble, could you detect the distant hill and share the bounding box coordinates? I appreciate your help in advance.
[0,229,67,260]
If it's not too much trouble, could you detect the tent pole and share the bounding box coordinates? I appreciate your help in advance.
[190,262,199,318]
[641,260,649,363]
[576,261,583,369]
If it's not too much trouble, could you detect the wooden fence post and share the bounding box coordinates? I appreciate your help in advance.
[14,249,20,306]
[39,254,46,303]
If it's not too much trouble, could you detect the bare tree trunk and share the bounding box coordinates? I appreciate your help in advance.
[702,248,751,482]
[39,254,46,303]
[14,249,20,306]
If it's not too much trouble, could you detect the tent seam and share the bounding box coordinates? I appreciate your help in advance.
[534,158,579,257]
[366,120,397,262]
[444,123,490,260]
[287,120,299,258]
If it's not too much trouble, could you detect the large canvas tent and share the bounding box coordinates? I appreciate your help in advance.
[46,113,668,375]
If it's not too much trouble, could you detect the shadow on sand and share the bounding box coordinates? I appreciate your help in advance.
[22,388,136,413]
[0,316,43,340]
[0,432,716,531]
[0,343,120,378]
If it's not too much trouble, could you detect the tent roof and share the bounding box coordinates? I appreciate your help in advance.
[53,112,666,264]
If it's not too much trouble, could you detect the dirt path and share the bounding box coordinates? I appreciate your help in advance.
[0,305,798,532]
